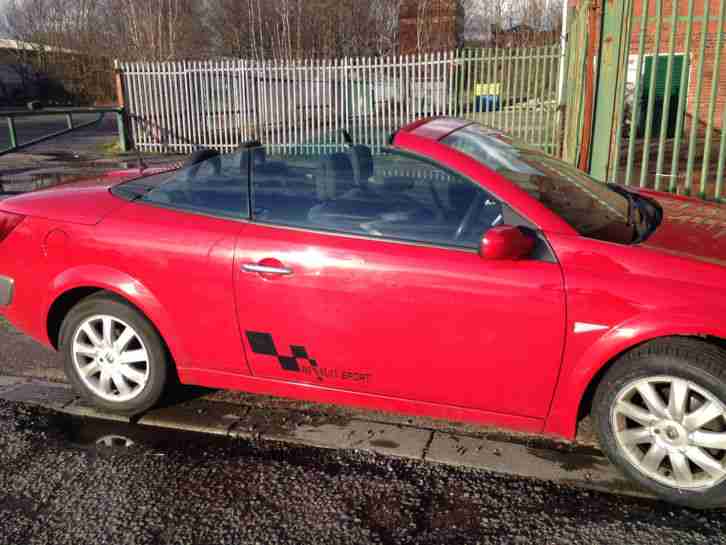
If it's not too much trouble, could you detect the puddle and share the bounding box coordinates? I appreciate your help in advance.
[369,439,400,449]
[15,407,231,456]
[94,434,136,449]
[10,403,408,483]
[524,446,607,472]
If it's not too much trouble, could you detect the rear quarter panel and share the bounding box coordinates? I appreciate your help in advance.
[0,216,188,362]
[0,199,245,375]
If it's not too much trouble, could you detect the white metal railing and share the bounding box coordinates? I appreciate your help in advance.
[118,46,562,156]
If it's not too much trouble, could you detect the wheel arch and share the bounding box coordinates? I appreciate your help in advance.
[544,320,726,440]
[576,335,726,422]
[47,286,103,349]
[44,266,188,367]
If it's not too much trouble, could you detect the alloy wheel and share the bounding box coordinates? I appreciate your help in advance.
[611,375,726,490]
[71,314,151,403]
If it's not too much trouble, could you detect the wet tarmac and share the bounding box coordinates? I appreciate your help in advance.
[0,113,118,154]
[1,399,724,545]
[0,112,185,201]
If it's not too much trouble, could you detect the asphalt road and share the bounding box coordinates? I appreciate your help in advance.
[1,400,724,545]
[0,318,63,382]
[0,112,119,155]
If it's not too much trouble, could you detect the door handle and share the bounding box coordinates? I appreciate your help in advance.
[242,263,293,276]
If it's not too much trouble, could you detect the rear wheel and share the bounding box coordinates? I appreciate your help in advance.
[593,338,726,509]
[60,293,168,415]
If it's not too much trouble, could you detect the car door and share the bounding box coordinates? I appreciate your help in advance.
[234,147,566,419]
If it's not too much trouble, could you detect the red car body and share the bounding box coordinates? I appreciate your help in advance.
[2,117,726,441]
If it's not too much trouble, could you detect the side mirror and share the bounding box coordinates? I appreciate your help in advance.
[479,226,535,261]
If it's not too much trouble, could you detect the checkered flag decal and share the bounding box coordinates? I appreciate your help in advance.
[246,331,321,378]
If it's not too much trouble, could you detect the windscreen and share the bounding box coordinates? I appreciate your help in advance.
[442,124,634,243]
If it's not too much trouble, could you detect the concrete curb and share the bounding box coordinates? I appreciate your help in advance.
[0,375,29,392]
[0,375,652,500]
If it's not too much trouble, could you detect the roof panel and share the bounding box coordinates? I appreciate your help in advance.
[402,117,473,141]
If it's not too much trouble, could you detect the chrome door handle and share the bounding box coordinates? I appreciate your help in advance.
[241,263,293,275]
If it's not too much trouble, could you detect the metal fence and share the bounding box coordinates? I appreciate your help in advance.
[118,46,562,156]
[587,0,726,200]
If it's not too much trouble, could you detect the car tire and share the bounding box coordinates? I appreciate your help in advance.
[593,337,726,509]
[59,293,169,415]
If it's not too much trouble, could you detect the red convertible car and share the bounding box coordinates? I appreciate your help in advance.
[1,118,726,507]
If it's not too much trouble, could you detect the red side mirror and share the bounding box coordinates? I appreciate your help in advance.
[479,226,535,260]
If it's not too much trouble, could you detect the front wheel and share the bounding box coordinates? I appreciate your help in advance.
[60,293,169,415]
[593,338,726,509]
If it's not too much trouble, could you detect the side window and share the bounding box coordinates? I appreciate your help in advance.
[143,152,249,219]
[251,146,513,249]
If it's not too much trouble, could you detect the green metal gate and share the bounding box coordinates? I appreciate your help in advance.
[575,0,726,201]
[562,0,596,167]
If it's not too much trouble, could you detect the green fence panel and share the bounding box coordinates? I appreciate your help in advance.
[590,0,726,202]
[653,0,681,191]
[700,0,726,198]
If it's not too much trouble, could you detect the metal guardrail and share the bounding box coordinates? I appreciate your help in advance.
[0,107,129,157]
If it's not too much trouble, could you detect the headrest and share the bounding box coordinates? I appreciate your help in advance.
[350,145,373,182]
[317,152,355,200]
[321,152,354,179]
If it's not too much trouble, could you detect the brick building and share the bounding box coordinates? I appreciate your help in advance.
[399,0,464,54]
[624,0,726,133]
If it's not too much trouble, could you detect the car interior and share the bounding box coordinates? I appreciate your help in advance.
[144,143,508,248]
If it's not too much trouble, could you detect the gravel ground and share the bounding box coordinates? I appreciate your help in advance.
[1,400,724,545]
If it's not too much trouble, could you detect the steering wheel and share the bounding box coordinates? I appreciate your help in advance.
[454,192,486,241]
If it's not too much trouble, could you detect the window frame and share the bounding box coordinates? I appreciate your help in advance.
[115,150,253,223]
[246,145,536,253]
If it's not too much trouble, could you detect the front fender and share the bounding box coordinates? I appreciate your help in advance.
[44,265,189,365]
[544,310,726,439]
